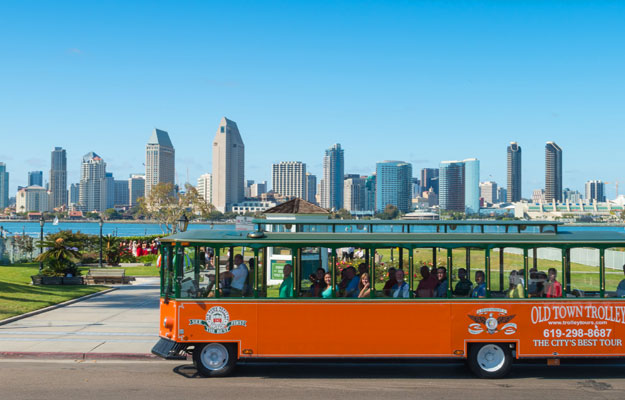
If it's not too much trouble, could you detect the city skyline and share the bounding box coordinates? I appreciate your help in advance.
[1,2,623,199]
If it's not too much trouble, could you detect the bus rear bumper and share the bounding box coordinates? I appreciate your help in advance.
[151,338,189,360]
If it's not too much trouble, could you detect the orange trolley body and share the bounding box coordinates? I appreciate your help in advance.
[160,298,625,359]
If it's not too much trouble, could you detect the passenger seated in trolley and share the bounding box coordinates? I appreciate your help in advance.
[308,267,327,297]
[391,269,410,298]
[453,268,472,297]
[545,267,562,298]
[434,267,448,297]
[507,270,524,298]
[321,273,333,298]
[358,273,371,298]
[416,265,437,297]
[617,264,625,297]
[219,254,248,297]
[279,264,294,298]
[343,266,360,298]
[470,271,486,298]
[382,267,397,297]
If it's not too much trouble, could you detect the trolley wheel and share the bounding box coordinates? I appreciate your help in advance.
[467,343,512,379]
[192,343,237,377]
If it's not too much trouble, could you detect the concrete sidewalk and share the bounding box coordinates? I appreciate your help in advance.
[0,278,160,359]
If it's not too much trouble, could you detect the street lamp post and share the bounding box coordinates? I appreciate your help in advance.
[177,214,189,233]
[98,217,104,268]
[39,215,45,272]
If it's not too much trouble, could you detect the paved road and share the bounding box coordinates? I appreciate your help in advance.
[0,278,160,355]
[1,359,624,400]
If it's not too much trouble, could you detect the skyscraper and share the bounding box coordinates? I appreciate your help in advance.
[0,162,8,209]
[272,161,306,199]
[375,161,413,213]
[585,180,606,203]
[69,183,80,207]
[321,143,344,210]
[305,173,317,204]
[439,161,465,212]
[145,128,175,197]
[28,171,43,187]
[344,176,366,212]
[545,141,563,203]
[420,168,439,195]
[50,147,67,209]
[114,179,130,207]
[364,175,376,212]
[197,173,213,205]
[79,152,107,212]
[479,181,498,204]
[129,174,145,207]
[105,172,115,209]
[464,158,480,214]
[212,117,245,212]
[507,142,522,202]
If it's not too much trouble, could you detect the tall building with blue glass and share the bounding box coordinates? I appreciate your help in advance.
[439,161,464,212]
[463,158,480,214]
[0,162,8,209]
[375,161,412,213]
[321,143,344,210]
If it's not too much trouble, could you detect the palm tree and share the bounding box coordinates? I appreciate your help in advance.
[35,237,82,276]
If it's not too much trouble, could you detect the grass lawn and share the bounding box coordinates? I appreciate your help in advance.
[0,263,107,320]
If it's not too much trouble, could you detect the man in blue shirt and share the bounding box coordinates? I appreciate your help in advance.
[435,267,448,298]
[344,266,360,298]
[391,269,410,298]
[471,271,486,298]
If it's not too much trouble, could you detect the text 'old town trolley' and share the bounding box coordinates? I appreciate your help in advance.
[151,217,625,378]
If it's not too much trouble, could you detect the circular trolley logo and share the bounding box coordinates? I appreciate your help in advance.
[189,306,247,334]
[468,308,517,335]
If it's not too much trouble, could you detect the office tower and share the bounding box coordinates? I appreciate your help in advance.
[563,188,583,203]
[197,173,213,204]
[212,117,245,212]
[585,180,606,202]
[0,162,8,209]
[480,181,498,204]
[114,179,130,207]
[16,186,49,213]
[344,176,366,212]
[104,172,115,209]
[364,175,376,211]
[411,178,421,199]
[532,189,546,203]
[129,174,146,206]
[439,161,465,212]
[145,128,175,197]
[464,158,480,214]
[28,171,43,187]
[305,173,317,204]
[375,161,413,213]
[272,161,306,199]
[507,142,522,202]
[321,143,344,210]
[497,187,507,204]
[50,147,67,208]
[250,181,267,198]
[420,168,439,195]
[79,152,107,212]
[545,141,562,203]
[69,183,80,206]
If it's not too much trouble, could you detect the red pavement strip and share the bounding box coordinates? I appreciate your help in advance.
[0,287,118,327]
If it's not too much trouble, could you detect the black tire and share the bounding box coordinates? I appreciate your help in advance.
[467,343,512,379]
[192,343,237,377]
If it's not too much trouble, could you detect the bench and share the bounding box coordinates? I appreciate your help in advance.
[85,269,126,284]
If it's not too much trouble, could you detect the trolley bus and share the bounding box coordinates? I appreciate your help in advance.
[151,220,625,378]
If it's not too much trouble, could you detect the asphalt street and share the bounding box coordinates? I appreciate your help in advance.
[2,359,624,400]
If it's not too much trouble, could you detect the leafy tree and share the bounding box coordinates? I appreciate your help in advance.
[376,204,400,220]
[13,235,35,260]
[103,208,122,220]
[332,208,352,219]
[138,183,215,233]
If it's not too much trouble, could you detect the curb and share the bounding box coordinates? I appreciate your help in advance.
[0,287,118,326]
[0,351,160,361]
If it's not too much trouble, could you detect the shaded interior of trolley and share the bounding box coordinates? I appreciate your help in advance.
[159,219,625,300]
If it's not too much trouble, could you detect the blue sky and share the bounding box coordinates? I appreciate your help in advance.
[1,1,624,199]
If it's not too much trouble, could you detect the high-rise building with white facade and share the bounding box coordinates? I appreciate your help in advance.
[375,161,413,213]
[507,142,522,202]
[305,173,317,204]
[321,143,344,210]
[145,129,175,197]
[197,173,213,205]
[439,161,465,212]
[50,147,67,208]
[79,152,107,212]
[16,186,49,213]
[129,174,145,207]
[479,181,498,204]
[464,158,480,214]
[344,176,367,212]
[28,171,43,187]
[545,141,563,203]
[272,161,306,199]
[212,117,245,212]
[585,180,606,203]
[0,162,9,209]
